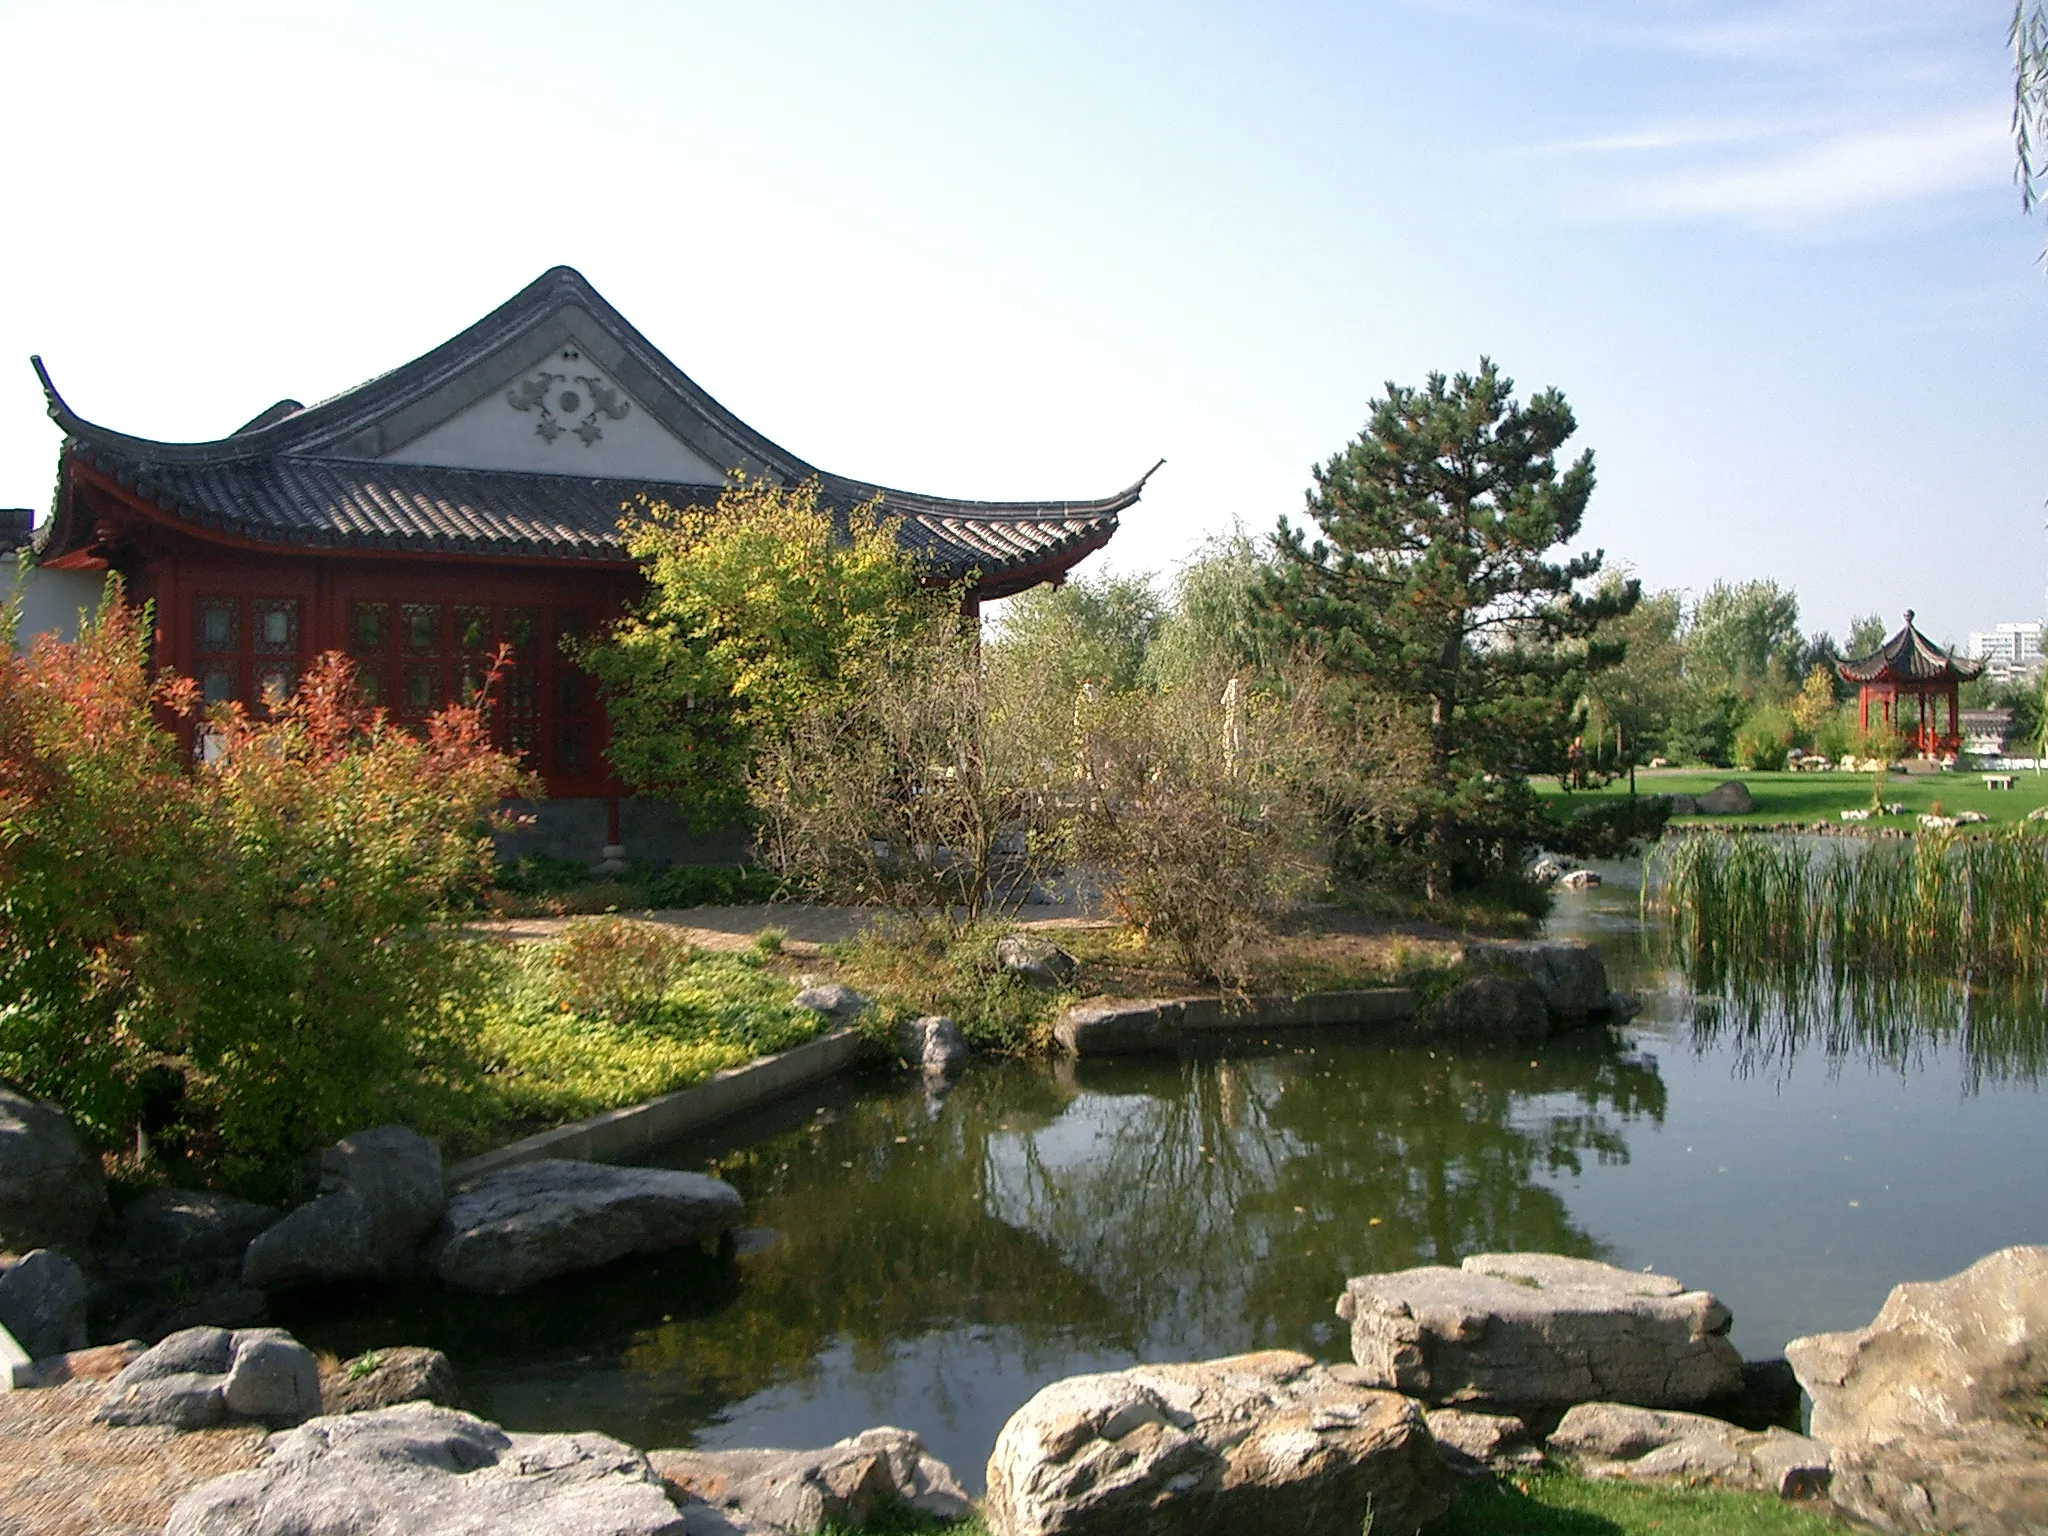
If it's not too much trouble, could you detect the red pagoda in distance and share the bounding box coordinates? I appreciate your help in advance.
[1836,611,1983,759]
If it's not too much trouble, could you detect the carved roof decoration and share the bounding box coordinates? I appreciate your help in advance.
[34,266,1154,597]
[1836,611,1985,686]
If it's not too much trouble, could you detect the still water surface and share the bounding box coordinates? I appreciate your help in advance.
[282,871,2048,1489]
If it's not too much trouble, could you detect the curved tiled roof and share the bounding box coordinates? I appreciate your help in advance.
[35,266,1153,595]
[1837,612,1983,685]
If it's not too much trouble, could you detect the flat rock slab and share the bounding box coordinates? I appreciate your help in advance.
[1338,1253,1742,1410]
[984,1348,1454,1536]
[166,1402,688,1536]
[430,1159,744,1293]
[1549,1402,1830,1499]
[1056,990,1416,1056]
[1786,1244,2048,1534]
[651,1425,972,1533]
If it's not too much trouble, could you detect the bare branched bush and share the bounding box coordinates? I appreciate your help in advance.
[749,625,1063,926]
[1069,661,1426,988]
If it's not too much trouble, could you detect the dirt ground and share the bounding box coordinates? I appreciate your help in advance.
[469,900,1472,998]
[0,1382,266,1536]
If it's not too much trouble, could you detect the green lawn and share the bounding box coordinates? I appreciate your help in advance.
[816,1470,1853,1534]
[1540,766,2048,829]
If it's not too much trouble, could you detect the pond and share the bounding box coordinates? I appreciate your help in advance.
[279,868,2048,1492]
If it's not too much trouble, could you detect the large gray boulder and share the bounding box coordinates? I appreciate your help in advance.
[1785,1245,2048,1534]
[1695,780,1754,815]
[165,1402,688,1536]
[0,1086,106,1252]
[243,1125,444,1289]
[429,1159,743,1294]
[0,1246,87,1358]
[650,1426,972,1532]
[983,1349,1454,1536]
[95,1324,321,1429]
[1465,940,1613,1019]
[1548,1402,1830,1499]
[1337,1252,1742,1410]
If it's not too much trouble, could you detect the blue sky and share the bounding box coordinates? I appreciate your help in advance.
[1,0,2040,646]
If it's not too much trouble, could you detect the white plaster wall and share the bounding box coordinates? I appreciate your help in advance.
[381,326,725,483]
[9,563,106,649]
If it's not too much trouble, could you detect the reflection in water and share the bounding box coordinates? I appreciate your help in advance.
[282,874,2048,1490]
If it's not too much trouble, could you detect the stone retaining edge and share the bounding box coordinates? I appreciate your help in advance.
[0,1320,31,1390]
[445,1026,867,1184]
[1055,988,1418,1057]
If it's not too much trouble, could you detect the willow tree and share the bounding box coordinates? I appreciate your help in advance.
[1263,360,1635,899]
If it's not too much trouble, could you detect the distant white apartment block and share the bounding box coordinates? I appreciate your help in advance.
[1966,621,2045,683]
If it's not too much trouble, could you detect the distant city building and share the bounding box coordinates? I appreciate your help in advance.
[1966,621,2044,684]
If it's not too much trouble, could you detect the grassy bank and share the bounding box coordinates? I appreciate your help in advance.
[413,923,832,1161]
[1540,766,2048,829]
[817,1470,1853,1534]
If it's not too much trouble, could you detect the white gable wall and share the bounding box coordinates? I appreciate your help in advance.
[380,335,726,483]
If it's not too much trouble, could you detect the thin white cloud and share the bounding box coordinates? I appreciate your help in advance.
[1587,111,2007,225]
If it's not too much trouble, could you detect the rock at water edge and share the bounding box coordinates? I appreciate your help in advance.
[321,1345,461,1414]
[430,1159,743,1294]
[1420,974,1549,1044]
[242,1125,444,1289]
[1465,941,1612,1019]
[984,1349,1454,1536]
[651,1425,973,1532]
[898,1016,970,1076]
[1338,1252,1742,1410]
[1785,1244,2048,1534]
[165,1402,688,1536]
[0,1088,107,1253]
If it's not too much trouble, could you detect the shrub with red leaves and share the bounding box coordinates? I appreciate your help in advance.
[0,580,532,1196]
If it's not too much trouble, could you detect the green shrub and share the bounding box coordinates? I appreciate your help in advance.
[0,584,528,1197]
[644,864,781,908]
[492,853,597,896]
[831,917,1065,1054]
[1733,705,1796,771]
[1550,795,1674,859]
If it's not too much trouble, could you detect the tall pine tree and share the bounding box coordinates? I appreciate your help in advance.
[1264,360,1636,899]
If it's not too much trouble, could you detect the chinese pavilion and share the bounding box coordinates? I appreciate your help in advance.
[1835,611,1983,759]
[32,267,1151,860]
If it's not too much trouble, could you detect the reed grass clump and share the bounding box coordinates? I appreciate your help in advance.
[1647,827,2048,980]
